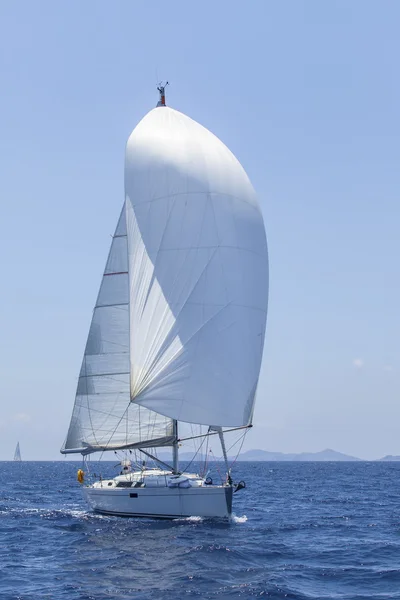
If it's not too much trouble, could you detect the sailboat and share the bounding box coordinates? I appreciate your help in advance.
[61,85,269,518]
[14,442,21,462]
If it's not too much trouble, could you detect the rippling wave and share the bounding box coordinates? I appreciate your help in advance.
[1,461,400,599]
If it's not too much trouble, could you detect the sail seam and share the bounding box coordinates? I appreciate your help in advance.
[146,245,266,258]
[130,191,260,212]
[94,302,129,308]
[79,371,130,378]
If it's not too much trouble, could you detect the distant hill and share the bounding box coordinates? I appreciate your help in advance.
[378,455,400,461]
[235,448,361,462]
[158,448,361,462]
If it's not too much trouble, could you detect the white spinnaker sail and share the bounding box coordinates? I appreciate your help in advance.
[61,205,174,454]
[125,107,268,427]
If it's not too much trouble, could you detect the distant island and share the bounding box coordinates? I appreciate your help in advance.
[229,448,361,462]
[378,455,400,461]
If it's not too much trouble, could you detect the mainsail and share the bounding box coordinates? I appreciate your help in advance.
[61,97,268,455]
[61,204,174,454]
[14,442,21,461]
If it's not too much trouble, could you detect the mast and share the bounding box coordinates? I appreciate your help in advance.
[172,420,179,474]
[218,429,232,485]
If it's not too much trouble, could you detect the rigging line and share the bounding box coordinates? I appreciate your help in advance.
[139,449,173,471]
[209,448,225,484]
[190,423,194,451]
[143,409,154,440]
[181,433,207,474]
[148,408,166,443]
[225,430,247,456]
[200,430,210,478]
[138,404,142,447]
[189,423,199,468]
[93,390,136,455]
[125,403,129,448]
[84,354,101,451]
[95,448,107,479]
[75,397,129,420]
[178,424,252,443]
[229,430,248,470]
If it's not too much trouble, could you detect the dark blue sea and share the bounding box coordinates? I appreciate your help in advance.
[1,461,400,599]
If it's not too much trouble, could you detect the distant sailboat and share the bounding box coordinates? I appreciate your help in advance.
[61,84,269,518]
[14,442,21,462]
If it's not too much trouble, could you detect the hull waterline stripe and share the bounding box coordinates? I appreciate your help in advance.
[92,509,229,519]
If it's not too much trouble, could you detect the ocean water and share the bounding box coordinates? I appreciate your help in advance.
[1,461,400,600]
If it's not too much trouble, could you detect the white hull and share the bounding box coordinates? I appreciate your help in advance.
[83,484,232,519]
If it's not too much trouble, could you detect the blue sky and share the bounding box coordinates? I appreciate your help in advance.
[0,1,399,460]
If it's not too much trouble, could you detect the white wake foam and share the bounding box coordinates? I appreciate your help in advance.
[230,514,248,523]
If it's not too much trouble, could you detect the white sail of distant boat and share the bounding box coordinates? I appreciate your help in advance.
[61,84,269,519]
[14,442,21,462]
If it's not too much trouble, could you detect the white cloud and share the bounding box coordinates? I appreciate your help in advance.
[13,413,31,423]
[383,365,393,372]
[353,358,364,368]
